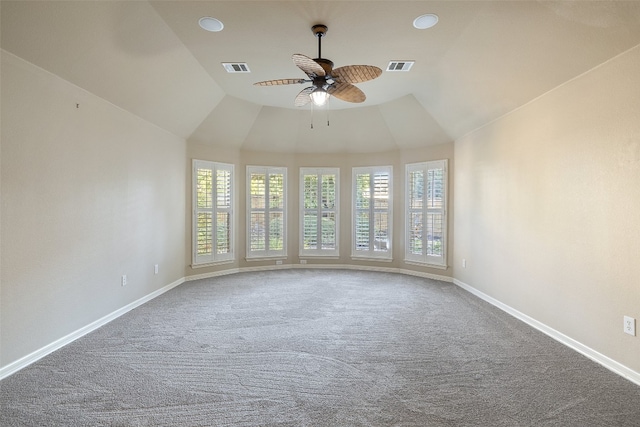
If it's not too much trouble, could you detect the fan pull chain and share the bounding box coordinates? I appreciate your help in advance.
[310,102,314,129]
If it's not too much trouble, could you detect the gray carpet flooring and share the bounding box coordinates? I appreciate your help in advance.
[1,269,639,426]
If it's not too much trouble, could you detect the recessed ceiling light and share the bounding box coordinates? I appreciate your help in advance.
[199,17,224,32]
[413,14,439,30]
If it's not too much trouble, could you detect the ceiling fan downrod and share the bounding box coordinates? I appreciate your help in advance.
[310,24,333,76]
[312,24,328,59]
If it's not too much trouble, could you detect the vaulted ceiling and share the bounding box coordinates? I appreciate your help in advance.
[3,1,640,153]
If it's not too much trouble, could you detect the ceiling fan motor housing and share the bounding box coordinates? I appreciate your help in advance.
[313,58,334,75]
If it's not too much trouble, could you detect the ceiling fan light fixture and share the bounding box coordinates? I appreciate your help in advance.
[253,23,380,107]
[199,17,224,32]
[413,14,439,29]
[310,88,329,106]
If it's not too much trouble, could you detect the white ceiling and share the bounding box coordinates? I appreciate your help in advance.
[3,1,640,153]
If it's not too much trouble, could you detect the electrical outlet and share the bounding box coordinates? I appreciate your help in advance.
[154,264,159,274]
[462,259,466,268]
[121,275,127,286]
[276,260,283,265]
[300,259,307,264]
[624,316,636,336]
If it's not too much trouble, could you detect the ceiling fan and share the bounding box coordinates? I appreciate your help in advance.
[254,24,382,107]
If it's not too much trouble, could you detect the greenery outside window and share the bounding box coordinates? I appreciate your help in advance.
[247,166,287,259]
[352,166,392,260]
[192,160,234,266]
[405,160,448,268]
[300,168,339,257]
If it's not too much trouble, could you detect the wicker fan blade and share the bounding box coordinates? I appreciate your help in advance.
[292,54,325,77]
[328,82,366,103]
[294,87,315,107]
[331,65,382,83]
[254,78,306,86]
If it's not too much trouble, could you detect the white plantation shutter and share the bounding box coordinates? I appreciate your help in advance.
[355,173,371,251]
[193,160,234,266]
[300,168,339,257]
[247,166,287,258]
[215,168,232,255]
[352,166,392,260]
[405,160,447,267]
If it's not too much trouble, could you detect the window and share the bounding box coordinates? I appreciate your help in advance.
[192,160,234,266]
[247,166,287,259]
[300,168,339,257]
[405,160,447,267]
[352,166,392,260]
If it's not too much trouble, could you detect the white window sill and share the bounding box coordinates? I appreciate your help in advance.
[351,255,393,263]
[298,255,340,260]
[245,256,287,262]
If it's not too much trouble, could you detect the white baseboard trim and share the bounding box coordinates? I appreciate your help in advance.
[0,277,185,380]
[453,278,640,387]
[185,263,454,284]
[396,266,454,283]
[0,266,450,380]
[185,267,241,282]
[5,268,636,388]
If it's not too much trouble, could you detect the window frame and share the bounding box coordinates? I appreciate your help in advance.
[192,160,235,267]
[299,167,340,258]
[404,159,448,268]
[246,166,287,260]
[351,165,393,261]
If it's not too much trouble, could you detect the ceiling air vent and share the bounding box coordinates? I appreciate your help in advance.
[222,63,251,73]
[386,61,414,72]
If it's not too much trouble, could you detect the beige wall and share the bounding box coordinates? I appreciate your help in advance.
[0,49,453,371]
[454,45,640,373]
[185,143,455,279]
[5,36,637,382]
[0,52,187,367]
